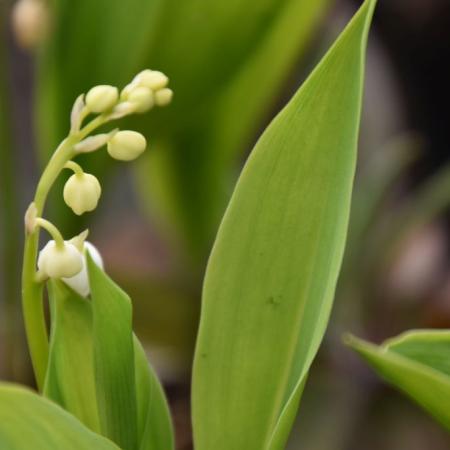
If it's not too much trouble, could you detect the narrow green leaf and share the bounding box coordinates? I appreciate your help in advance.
[43,275,175,450]
[0,384,120,450]
[134,336,175,450]
[347,331,450,430]
[192,1,376,449]
[88,256,138,450]
[44,280,100,433]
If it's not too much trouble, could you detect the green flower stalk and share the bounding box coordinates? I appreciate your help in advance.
[21,70,173,390]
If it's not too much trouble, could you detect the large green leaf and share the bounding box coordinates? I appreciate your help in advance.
[88,255,138,450]
[192,1,376,449]
[347,331,450,430]
[0,384,120,450]
[44,280,100,433]
[43,275,175,450]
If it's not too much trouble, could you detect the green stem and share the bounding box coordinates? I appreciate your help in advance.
[21,115,107,390]
[35,218,65,247]
[64,160,84,177]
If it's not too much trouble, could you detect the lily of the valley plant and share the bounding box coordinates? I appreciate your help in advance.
[0,1,406,449]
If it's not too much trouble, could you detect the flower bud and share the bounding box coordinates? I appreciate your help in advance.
[107,130,146,161]
[127,87,155,113]
[38,241,83,278]
[134,70,168,90]
[62,242,103,297]
[154,88,173,106]
[63,173,101,215]
[85,85,119,113]
[120,83,136,100]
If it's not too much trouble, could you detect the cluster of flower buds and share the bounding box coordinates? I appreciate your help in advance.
[30,69,173,295]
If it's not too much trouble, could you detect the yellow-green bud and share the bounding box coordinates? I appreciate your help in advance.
[85,85,119,113]
[120,83,136,100]
[134,70,168,90]
[154,88,173,106]
[107,130,147,161]
[38,241,83,278]
[63,173,101,215]
[127,87,155,113]
[62,241,103,297]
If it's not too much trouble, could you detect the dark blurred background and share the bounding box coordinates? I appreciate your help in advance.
[1,0,449,448]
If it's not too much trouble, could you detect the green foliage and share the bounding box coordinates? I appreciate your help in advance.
[88,256,138,450]
[0,384,120,449]
[42,267,174,450]
[44,280,100,432]
[347,331,450,431]
[192,1,376,449]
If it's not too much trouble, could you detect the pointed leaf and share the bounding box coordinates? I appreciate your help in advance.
[347,331,450,430]
[88,256,138,450]
[44,280,100,433]
[192,1,376,449]
[43,275,175,450]
[0,384,120,450]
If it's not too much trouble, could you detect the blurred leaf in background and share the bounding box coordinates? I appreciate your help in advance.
[347,331,450,431]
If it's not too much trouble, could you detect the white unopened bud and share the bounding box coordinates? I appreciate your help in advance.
[134,70,168,90]
[85,85,119,113]
[62,242,103,297]
[127,87,155,113]
[38,241,83,278]
[63,173,101,215]
[107,130,146,161]
[120,83,136,101]
[12,0,49,49]
[154,88,173,106]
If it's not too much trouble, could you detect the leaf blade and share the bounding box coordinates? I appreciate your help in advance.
[0,384,120,450]
[347,332,450,430]
[44,280,100,433]
[88,256,138,450]
[192,1,376,449]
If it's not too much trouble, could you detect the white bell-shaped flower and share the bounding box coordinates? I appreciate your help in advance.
[62,242,103,297]
[85,85,119,113]
[63,173,101,215]
[37,241,83,279]
[107,130,147,161]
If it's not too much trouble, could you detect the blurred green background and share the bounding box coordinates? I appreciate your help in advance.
[1,0,449,448]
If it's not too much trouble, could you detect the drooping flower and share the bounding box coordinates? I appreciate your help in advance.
[37,241,83,278]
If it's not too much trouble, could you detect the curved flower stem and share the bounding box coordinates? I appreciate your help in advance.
[22,116,108,390]
[64,160,84,177]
